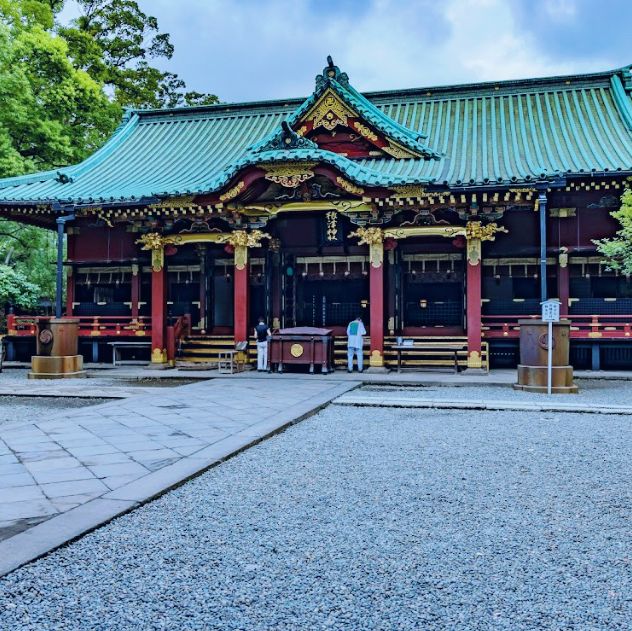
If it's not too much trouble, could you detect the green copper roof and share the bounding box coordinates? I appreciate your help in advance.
[1,62,632,204]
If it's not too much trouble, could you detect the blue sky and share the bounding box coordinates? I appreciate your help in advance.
[60,0,632,103]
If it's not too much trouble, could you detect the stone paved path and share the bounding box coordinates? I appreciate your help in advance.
[0,377,355,575]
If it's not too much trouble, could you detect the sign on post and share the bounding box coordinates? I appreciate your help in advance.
[541,299,560,323]
[541,299,561,394]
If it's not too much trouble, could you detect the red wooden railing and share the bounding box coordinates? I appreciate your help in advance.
[482,314,632,340]
[6,313,632,343]
[6,314,151,337]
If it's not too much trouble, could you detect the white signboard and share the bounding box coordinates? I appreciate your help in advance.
[541,299,560,394]
[541,299,560,323]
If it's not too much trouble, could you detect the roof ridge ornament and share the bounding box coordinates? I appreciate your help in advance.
[621,65,632,92]
[316,55,349,89]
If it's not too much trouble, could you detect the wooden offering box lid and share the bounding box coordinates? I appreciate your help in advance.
[277,327,333,336]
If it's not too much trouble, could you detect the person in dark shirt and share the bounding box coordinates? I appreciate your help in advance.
[254,316,271,372]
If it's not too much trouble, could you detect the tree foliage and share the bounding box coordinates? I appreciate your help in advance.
[0,1,119,176]
[0,1,217,320]
[595,181,632,274]
[0,264,41,310]
[59,0,218,108]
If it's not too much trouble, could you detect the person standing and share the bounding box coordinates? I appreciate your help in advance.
[254,316,271,372]
[346,315,366,373]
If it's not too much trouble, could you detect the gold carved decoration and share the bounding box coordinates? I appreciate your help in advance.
[349,226,384,268]
[305,89,356,131]
[216,230,271,270]
[465,221,507,242]
[391,185,426,199]
[465,221,508,266]
[263,162,316,188]
[353,121,378,142]
[335,177,364,196]
[149,195,196,210]
[290,343,304,358]
[385,226,464,240]
[219,181,246,202]
[217,230,270,248]
[137,232,172,272]
[295,125,308,137]
[382,142,415,159]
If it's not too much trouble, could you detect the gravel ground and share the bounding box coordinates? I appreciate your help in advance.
[2,405,632,630]
[0,369,199,389]
[0,396,106,426]
[362,378,632,406]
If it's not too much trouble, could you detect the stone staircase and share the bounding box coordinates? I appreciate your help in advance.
[178,334,486,371]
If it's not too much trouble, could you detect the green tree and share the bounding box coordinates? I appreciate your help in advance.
[595,180,632,274]
[0,220,57,297]
[0,1,120,176]
[0,264,41,309]
[59,0,218,108]
[0,0,218,321]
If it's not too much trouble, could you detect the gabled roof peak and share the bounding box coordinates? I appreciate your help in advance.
[289,56,441,160]
[315,55,350,90]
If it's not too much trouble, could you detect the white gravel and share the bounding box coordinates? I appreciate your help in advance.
[1,404,631,630]
[361,378,632,407]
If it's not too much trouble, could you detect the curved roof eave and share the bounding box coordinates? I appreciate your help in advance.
[184,149,434,197]
[0,114,140,192]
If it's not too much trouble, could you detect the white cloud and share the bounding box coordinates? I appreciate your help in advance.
[61,0,620,102]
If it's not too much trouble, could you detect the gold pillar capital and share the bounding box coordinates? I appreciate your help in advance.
[217,229,271,270]
[137,232,167,272]
[465,221,507,266]
[349,226,384,268]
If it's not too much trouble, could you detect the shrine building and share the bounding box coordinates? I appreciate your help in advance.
[2,58,632,371]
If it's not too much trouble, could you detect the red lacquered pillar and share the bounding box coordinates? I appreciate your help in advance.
[369,239,385,368]
[233,244,249,343]
[558,248,570,317]
[150,248,167,364]
[131,263,140,320]
[465,224,483,370]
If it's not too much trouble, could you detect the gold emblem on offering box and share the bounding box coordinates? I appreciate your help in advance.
[290,343,304,358]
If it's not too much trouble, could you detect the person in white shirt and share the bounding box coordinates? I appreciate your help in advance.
[346,315,366,372]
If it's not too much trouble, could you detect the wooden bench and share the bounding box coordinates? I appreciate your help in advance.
[107,341,152,366]
[393,341,466,373]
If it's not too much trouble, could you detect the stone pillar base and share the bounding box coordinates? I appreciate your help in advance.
[367,350,389,373]
[514,364,578,394]
[463,367,487,375]
[29,355,87,380]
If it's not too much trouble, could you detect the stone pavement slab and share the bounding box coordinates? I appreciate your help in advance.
[0,377,356,576]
